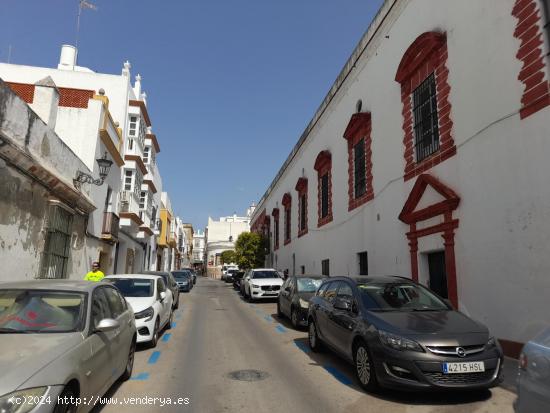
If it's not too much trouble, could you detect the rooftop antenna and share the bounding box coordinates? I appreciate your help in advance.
[7,45,12,63]
[75,0,97,54]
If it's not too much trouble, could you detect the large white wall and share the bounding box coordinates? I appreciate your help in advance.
[252,0,550,345]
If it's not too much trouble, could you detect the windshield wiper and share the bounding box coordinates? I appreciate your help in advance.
[409,308,442,312]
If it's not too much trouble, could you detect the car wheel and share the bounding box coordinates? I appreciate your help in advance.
[150,318,160,348]
[277,300,283,317]
[291,307,299,328]
[53,387,77,413]
[354,341,378,392]
[308,320,322,352]
[120,339,136,381]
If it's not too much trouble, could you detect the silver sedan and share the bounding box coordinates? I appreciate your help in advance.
[0,280,136,413]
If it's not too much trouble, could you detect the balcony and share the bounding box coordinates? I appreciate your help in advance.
[101,212,120,243]
[138,207,154,238]
[119,190,143,229]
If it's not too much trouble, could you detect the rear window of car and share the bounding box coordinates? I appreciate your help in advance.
[357,282,448,311]
[172,271,191,279]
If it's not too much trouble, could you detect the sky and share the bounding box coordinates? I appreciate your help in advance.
[0,0,384,230]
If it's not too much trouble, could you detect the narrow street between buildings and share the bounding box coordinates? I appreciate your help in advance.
[96,278,516,413]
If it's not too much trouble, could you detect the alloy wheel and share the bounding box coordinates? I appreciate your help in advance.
[308,321,320,352]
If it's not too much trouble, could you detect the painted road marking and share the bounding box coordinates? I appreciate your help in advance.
[130,372,150,381]
[264,315,273,323]
[148,351,161,364]
[162,333,172,343]
[176,313,182,320]
[294,340,311,353]
[275,325,287,333]
[171,322,177,328]
[324,365,353,386]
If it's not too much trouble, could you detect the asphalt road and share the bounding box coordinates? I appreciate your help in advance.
[96,277,517,413]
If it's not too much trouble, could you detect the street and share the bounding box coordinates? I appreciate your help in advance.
[96,278,516,413]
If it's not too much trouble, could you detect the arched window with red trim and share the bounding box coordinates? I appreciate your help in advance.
[314,151,333,227]
[295,178,308,237]
[282,193,292,245]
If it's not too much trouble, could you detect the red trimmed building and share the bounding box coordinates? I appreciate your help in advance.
[250,0,550,357]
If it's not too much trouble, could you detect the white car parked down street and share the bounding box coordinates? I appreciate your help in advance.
[241,268,283,301]
[104,274,173,347]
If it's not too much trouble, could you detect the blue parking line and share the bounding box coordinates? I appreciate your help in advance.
[294,341,311,354]
[148,351,161,364]
[175,313,182,320]
[324,365,353,386]
[264,315,273,323]
[130,372,150,381]
[275,325,287,333]
[171,322,177,328]
[162,333,172,343]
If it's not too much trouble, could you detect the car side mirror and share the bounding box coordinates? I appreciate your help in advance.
[284,286,291,292]
[95,318,120,333]
[160,292,167,301]
[334,298,352,311]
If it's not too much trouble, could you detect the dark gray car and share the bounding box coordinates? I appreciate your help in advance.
[515,326,550,412]
[307,276,503,392]
[277,275,327,328]
[143,271,180,309]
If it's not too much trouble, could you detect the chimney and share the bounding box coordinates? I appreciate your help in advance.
[32,76,60,129]
[58,45,77,71]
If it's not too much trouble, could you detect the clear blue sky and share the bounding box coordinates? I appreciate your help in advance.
[1,0,384,230]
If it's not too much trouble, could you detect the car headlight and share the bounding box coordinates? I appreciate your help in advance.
[485,336,497,349]
[299,298,309,309]
[251,284,260,288]
[379,330,424,352]
[135,306,154,321]
[0,387,48,413]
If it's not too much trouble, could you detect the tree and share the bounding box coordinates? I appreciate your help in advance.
[235,232,268,269]
[220,250,236,265]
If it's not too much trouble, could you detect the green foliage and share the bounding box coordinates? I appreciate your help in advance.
[220,250,236,265]
[235,232,268,270]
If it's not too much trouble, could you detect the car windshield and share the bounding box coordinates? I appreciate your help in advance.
[357,283,449,311]
[172,271,191,280]
[228,270,237,275]
[0,290,85,333]
[297,278,323,292]
[252,271,280,279]
[105,279,153,297]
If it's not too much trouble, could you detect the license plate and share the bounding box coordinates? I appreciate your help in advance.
[443,362,485,374]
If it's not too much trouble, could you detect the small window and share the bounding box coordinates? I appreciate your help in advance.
[285,207,291,242]
[124,170,133,191]
[129,116,138,137]
[143,146,151,164]
[321,173,329,218]
[413,74,439,162]
[337,283,353,300]
[321,259,330,276]
[300,265,305,275]
[317,282,329,297]
[139,191,146,210]
[358,251,368,275]
[299,194,306,231]
[274,217,279,248]
[354,138,366,198]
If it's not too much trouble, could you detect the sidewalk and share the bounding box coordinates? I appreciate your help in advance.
[500,356,518,394]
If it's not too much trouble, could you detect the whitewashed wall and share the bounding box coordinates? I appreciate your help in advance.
[252,0,550,345]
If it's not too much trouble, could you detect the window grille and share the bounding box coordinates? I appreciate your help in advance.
[413,74,440,162]
[321,173,329,218]
[39,205,73,279]
[354,138,366,198]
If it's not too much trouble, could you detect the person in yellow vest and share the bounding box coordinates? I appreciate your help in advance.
[84,261,105,282]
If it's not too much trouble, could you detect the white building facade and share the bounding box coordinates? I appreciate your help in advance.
[0,45,170,277]
[250,0,550,357]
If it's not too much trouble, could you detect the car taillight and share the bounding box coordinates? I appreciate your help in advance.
[519,353,528,370]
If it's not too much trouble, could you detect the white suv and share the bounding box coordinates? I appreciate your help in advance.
[241,268,283,301]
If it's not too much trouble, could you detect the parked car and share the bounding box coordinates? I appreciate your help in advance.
[143,271,180,309]
[307,275,503,392]
[515,325,550,412]
[104,274,173,347]
[225,269,238,283]
[278,275,327,328]
[172,270,193,292]
[179,267,197,285]
[233,271,245,290]
[0,280,136,413]
[241,268,283,301]
[222,265,238,281]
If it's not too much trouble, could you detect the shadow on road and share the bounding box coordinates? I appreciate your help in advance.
[292,337,493,406]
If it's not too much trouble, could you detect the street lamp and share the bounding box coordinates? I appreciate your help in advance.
[74,152,113,189]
